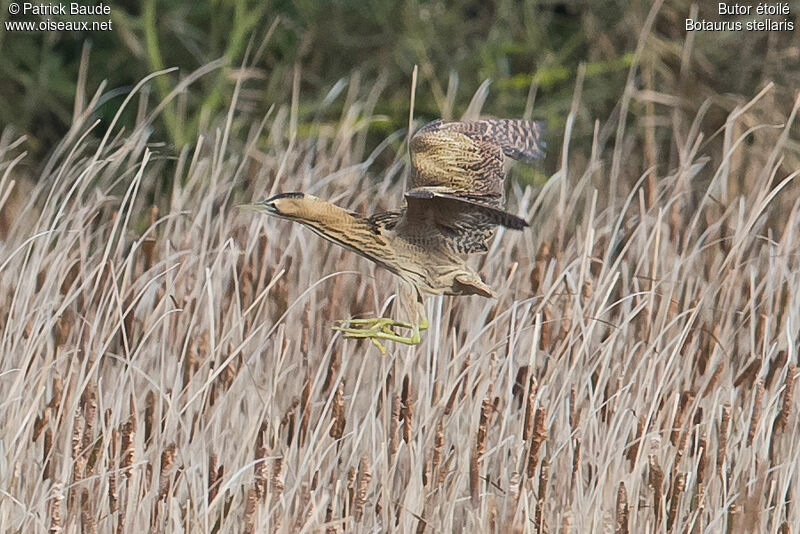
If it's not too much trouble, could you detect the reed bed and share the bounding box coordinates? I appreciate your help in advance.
[1,62,799,533]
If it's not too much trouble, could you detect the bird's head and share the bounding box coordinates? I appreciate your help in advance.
[238,192,311,220]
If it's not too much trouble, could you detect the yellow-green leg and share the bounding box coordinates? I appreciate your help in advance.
[333,316,429,354]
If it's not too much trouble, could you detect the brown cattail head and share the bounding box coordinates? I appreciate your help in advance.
[625,416,645,465]
[43,428,53,481]
[353,456,371,522]
[389,394,401,460]
[144,390,155,445]
[747,380,764,447]
[469,448,480,509]
[401,376,413,443]
[615,482,629,534]
[476,395,491,459]
[568,386,581,431]
[432,419,444,487]
[244,486,258,534]
[208,452,220,504]
[535,459,550,534]
[254,445,267,501]
[777,365,797,432]
[330,383,345,440]
[666,473,686,531]
[81,382,97,452]
[158,443,177,501]
[300,375,311,446]
[522,375,537,442]
[80,488,96,534]
[526,407,547,479]
[271,457,284,495]
[49,482,64,534]
[716,404,731,475]
[120,402,136,479]
[648,455,664,525]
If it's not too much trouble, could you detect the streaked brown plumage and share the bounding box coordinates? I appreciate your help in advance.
[242,118,545,350]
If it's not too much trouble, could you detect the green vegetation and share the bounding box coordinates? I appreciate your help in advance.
[6,0,795,175]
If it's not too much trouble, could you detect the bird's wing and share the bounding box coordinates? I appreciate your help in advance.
[398,119,543,253]
[401,188,528,254]
[408,118,546,205]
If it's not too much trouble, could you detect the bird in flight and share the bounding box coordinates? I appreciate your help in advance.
[241,118,545,352]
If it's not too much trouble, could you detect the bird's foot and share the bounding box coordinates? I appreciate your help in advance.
[332,317,427,354]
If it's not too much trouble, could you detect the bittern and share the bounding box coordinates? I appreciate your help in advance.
[242,118,545,352]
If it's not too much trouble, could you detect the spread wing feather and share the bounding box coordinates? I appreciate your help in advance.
[398,119,544,254]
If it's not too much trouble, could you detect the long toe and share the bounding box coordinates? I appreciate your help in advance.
[333,326,380,338]
[370,338,388,354]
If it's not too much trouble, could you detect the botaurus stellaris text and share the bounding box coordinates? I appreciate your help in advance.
[241,118,545,352]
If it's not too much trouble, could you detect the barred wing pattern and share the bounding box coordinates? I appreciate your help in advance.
[401,119,545,254]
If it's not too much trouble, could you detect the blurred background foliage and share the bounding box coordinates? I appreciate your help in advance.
[1,0,799,178]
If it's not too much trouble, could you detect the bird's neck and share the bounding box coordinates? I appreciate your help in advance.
[289,201,401,275]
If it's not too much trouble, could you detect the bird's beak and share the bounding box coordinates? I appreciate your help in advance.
[237,202,277,214]
[237,203,262,212]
